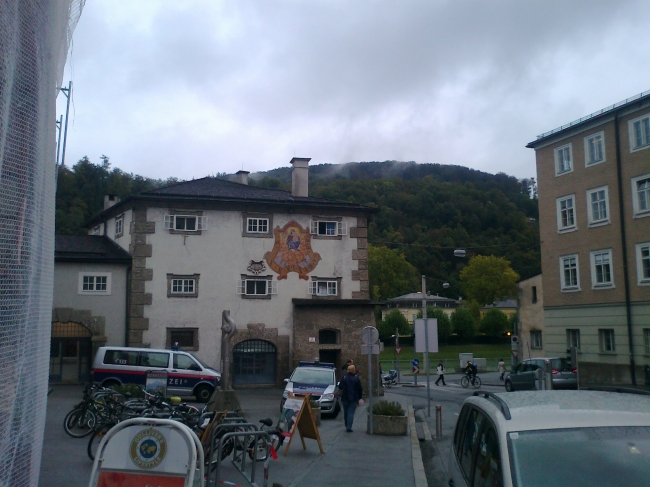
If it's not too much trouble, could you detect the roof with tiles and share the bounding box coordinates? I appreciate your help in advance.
[55,235,132,264]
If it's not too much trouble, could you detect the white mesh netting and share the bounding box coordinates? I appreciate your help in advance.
[0,2,83,486]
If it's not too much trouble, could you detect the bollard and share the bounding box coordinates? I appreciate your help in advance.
[435,405,443,438]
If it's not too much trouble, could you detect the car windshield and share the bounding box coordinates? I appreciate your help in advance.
[291,368,334,384]
[508,426,650,486]
[189,353,210,370]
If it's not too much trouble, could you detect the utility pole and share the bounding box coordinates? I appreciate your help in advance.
[422,275,431,417]
[59,81,72,167]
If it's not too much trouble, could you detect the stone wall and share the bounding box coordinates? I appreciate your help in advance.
[128,206,154,346]
[52,307,107,358]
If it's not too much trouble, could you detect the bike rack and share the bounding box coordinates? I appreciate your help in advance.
[88,417,205,487]
[206,429,271,487]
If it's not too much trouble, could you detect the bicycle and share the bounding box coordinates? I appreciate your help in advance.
[245,417,284,462]
[460,374,481,389]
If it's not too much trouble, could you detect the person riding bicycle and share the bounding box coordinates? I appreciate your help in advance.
[464,361,478,381]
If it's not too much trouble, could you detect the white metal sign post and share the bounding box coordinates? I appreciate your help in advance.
[361,326,379,435]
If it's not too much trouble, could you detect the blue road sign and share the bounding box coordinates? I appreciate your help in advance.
[412,358,419,366]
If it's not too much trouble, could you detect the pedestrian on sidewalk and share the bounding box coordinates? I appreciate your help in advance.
[498,359,506,380]
[338,364,363,432]
[435,361,446,386]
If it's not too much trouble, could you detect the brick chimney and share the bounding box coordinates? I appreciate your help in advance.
[103,194,121,210]
[290,157,310,197]
[236,170,249,185]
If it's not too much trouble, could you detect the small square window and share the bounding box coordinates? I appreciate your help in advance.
[555,144,573,175]
[164,214,207,232]
[599,329,615,353]
[636,242,650,286]
[556,195,577,232]
[586,186,610,226]
[237,277,277,298]
[590,249,614,289]
[247,218,269,234]
[566,329,581,349]
[629,114,650,152]
[310,219,347,237]
[560,254,580,291]
[115,214,124,238]
[79,273,111,295]
[584,132,605,166]
[167,274,200,298]
[309,280,339,297]
[530,331,542,349]
[166,328,199,351]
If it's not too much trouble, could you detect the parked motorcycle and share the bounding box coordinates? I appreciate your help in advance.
[382,369,398,387]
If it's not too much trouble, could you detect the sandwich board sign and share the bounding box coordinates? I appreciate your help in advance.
[279,393,324,456]
[145,370,168,398]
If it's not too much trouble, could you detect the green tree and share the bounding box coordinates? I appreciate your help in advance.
[479,309,509,337]
[377,309,411,341]
[466,299,481,326]
[416,307,452,343]
[459,255,520,306]
[508,312,518,333]
[451,306,476,342]
[368,245,420,301]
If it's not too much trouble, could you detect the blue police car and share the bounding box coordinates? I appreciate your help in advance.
[281,362,340,418]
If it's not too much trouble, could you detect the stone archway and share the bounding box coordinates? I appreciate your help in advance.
[51,308,107,383]
[231,323,290,387]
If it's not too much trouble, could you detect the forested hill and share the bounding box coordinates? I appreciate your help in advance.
[56,158,540,299]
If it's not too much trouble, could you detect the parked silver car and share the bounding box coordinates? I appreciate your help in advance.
[504,357,577,392]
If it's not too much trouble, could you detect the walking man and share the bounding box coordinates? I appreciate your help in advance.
[338,365,363,432]
[435,361,446,386]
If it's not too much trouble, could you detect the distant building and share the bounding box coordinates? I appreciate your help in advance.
[480,298,517,318]
[52,235,131,383]
[516,275,546,360]
[381,292,459,324]
[527,90,650,387]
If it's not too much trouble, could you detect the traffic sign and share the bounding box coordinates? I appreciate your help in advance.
[412,365,419,374]
[395,347,402,355]
[412,358,419,367]
[361,326,379,345]
[361,344,380,355]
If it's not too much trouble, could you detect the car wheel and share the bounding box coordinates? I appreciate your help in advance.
[505,380,514,392]
[195,385,213,402]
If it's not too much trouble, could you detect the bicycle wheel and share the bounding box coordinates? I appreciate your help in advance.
[64,408,97,438]
[87,423,113,461]
[460,376,469,388]
[472,376,482,389]
[247,433,280,462]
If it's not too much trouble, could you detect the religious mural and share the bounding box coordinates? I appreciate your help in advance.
[264,221,321,280]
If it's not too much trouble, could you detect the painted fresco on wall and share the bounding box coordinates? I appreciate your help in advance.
[264,221,321,280]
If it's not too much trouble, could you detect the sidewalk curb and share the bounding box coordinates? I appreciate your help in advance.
[408,398,428,487]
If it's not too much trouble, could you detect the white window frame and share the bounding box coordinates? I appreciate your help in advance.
[246,217,269,234]
[308,280,338,296]
[636,242,650,286]
[115,214,124,238]
[530,330,542,349]
[631,173,650,219]
[91,225,101,236]
[586,186,610,227]
[628,113,650,153]
[554,143,573,176]
[559,254,580,292]
[584,131,606,166]
[171,278,196,295]
[164,215,207,232]
[556,194,577,233]
[78,272,111,295]
[566,329,581,350]
[236,279,277,296]
[310,220,347,236]
[590,249,614,289]
[598,328,615,353]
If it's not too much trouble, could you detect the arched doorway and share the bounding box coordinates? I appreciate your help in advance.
[50,321,93,383]
[232,339,277,386]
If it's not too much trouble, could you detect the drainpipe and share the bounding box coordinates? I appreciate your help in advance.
[614,113,636,385]
[125,266,132,347]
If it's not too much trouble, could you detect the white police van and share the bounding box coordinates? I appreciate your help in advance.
[91,346,221,402]
[281,361,340,417]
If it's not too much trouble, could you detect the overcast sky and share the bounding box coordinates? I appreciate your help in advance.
[58,0,650,181]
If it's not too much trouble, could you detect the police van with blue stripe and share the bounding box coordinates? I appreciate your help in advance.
[91,346,221,402]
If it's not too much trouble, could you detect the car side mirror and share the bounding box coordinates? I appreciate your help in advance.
[283,378,289,383]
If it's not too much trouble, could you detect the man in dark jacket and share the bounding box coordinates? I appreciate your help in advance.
[338,365,363,432]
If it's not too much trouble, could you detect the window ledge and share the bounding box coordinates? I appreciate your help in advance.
[588,220,610,228]
[592,284,615,290]
[633,210,650,219]
[638,280,650,286]
[555,169,573,177]
[168,294,199,298]
[558,226,577,234]
[241,294,272,300]
[242,233,273,238]
[561,287,581,293]
[630,143,650,153]
[598,351,617,355]
[585,160,605,168]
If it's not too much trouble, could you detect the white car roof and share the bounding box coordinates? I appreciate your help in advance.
[467,391,650,433]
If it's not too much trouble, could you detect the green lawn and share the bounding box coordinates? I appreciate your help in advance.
[380,343,511,362]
